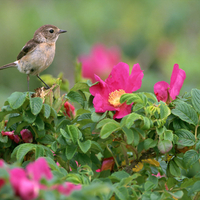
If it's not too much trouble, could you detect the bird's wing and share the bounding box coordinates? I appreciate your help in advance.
[17,39,39,60]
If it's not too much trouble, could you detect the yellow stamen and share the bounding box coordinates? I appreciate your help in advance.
[108,89,126,107]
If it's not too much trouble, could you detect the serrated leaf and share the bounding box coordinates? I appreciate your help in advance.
[175,129,195,146]
[44,156,60,172]
[158,140,172,154]
[100,122,120,139]
[16,143,35,163]
[66,91,84,106]
[30,97,43,115]
[159,101,171,119]
[164,130,173,141]
[66,145,77,160]
[70,82,90,92]
[78,140,91,153]
[114,187,128,200]
[144,138,157,150]
[122,127,134,144]
[60,128,71,140]
[67,125,79,143]
[7,92,27,109]
[172,102,198,125]
[91,141,103,152]
[169,160,181,177]
[7,115,23,128]
[125,113,141,128]
[36,135,55,144]
[43,104,51,118]
[23,110,36,123]
[191,88,200,114]
[34,116,44,131]
[96,118,118,129]
[35,145,45,159]
[111,171,130,181]
[183,149,199,167]
[168,191,183,198]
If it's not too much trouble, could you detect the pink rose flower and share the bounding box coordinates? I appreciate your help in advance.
[10,168,39,200]
[90,62,144,119]
[26,158,52,182]
[20,129,33,143]
[57,182,82,196]
[79,44,121,83]
[1,130,20,143]
[154,64,186,103]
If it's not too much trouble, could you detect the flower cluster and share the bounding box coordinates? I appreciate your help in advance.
[0,158,81,200]
[1,129,33,144]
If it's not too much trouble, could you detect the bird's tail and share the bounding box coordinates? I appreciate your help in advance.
[0,62,17,70]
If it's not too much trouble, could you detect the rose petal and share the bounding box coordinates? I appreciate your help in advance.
[154,81,170,102]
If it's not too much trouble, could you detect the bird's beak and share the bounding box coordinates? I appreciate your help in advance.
[58,29,67,34]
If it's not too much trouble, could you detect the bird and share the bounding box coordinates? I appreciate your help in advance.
[0,24,67,90]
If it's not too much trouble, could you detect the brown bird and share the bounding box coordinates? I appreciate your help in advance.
[0,24,67,90]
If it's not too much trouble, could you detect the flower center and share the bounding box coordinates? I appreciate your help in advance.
[108,89,126,107]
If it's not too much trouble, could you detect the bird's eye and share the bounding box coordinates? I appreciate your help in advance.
[49,29,54,33]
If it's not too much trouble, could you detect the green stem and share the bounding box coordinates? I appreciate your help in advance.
[195,116,200,140]
[106,144,120,169]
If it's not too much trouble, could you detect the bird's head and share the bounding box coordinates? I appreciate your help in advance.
[34,25,67,43]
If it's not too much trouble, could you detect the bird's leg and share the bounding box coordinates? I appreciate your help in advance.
[36,74,50,89]
[27,74,30,91]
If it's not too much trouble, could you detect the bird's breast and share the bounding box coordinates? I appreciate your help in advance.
[18,43,56,75]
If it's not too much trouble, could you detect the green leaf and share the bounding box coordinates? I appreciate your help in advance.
[96,118,118,129]
[60,128,71,140]
[66,91,84,106]
[164,130,173,141]
[65,145,77,160]
[144,181,155,191]
[191,88,200,113]
[35,145,45,159]
[7,92,27,109]
[144,138,157,150]
[168,191,183,199]
[23,110,36,123]
[70,82,90,92]
[16,143,35,163]
[91,111,107,122]
[189,180,200,195]
[172,102,198,125]
[30,97,43,115]
[44,157,60,171]
[159,101,171,119]
[43,104,51,118]
[183,149,199,167]
[158,140,172,154]
[34,116,44,131]
[122,127,134,144]
[114,187,128,200]
[7,115,23,128]
[100,122,120,139]
[36,135,55,144]
[120,93,140,104]
[175,129,195,146]
[78,140,91,153]
[111,171,130,181]
[132,129,140,146]
[125,113,141,128]
[67,125,79,143]
[169,160,181,177]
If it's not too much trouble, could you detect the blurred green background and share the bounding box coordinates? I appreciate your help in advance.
[0,0,200,106]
